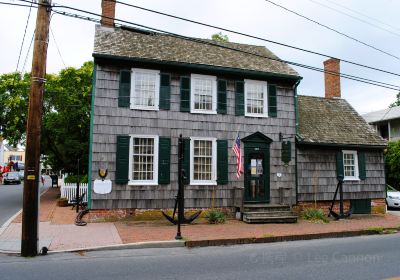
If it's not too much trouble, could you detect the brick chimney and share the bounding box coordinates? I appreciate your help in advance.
[101,0,116,27]
[324,58,341,98]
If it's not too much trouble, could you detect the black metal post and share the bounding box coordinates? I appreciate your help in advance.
[339,178,344,217]
[176,135,183,240]
[76,158,80,213]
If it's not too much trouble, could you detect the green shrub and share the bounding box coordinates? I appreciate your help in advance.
[64,175,88,184]
[301,208,329,223]
[206,209,226,224]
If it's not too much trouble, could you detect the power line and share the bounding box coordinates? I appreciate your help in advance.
[50,26,66,67]
[321,0,400,33]
[306,0,400,37]
[15,0,33,72]
[107,0,400,78]
[264,0,400,61]
[15,0,400,78]
[49,6,400,91]
[21,30,35,74]
[11,0,400,91]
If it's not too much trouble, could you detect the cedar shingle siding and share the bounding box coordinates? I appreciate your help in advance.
[91,66,297,209]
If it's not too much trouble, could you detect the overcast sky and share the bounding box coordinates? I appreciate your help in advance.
[1,0,399,114]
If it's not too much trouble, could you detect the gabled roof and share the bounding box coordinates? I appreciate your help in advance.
[362,105,400,124]
[297,95,386,148]
[93,25,300,79]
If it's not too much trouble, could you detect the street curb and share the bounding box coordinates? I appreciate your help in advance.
[1,227,398,257]
[184,228,400,248]
[0,209,22,237]
[48,240,185,254]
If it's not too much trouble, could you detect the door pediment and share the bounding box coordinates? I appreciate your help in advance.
[242,131,273,144]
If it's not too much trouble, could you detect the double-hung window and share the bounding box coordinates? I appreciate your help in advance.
[129,135,159,185]
[190,137,217,185]
[244,79,268,117]
[343,150,359,180]
[190,74,217,114]
[131,69,160,110]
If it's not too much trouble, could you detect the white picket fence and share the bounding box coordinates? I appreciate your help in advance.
[60,182,88,203]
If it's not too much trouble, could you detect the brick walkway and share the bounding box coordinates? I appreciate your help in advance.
[115,214,400,244]
[1,188,400,252]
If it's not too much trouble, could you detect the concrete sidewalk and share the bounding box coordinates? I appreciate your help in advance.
[1,188,400,254]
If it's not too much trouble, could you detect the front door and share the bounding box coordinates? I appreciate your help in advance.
[244,145,270,203]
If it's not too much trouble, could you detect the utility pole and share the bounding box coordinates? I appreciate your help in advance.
[21,0,51,257]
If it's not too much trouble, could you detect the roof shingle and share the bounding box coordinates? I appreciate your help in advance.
[297,95,386,147]
[93,25,299,78]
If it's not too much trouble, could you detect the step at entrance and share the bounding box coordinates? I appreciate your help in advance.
[242,204,298,224]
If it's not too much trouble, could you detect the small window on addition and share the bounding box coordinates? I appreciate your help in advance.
[343,150,359,180]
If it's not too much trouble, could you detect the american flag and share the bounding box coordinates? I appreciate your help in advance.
[232,133,243,178]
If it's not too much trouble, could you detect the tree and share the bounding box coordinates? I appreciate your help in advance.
[0,61,93,174]
[384,140,400,189]
[389,91,400,108]
[211,32,229,42]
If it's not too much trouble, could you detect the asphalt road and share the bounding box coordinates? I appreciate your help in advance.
[0,183,49,227]
[0,234,399,280]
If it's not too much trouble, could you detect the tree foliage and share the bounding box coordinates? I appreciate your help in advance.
[211,32,229,42]
[384,140,400,189]
[0,61,93,174]
[389,92,400,108]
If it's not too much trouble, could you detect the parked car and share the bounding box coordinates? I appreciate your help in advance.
[18,170,24,180]
[386,185,400,209]
[3,172,21,185]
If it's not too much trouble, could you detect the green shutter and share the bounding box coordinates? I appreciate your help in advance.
[217,79,227,114]
[119,70,131,108]
[235,80,244,116]
[158,137,171,184]
[182,138,191,184]
[217,140,228,185]
[268,84,277,117]
[358,152,366,180]
[281,141,291,165]
[159,73,171,110]
[336,151,344,180]
[115,135,130,184]
[180,76,190,112]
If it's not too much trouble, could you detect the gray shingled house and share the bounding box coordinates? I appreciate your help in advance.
[88,1,301,222]
[296,59,387,214]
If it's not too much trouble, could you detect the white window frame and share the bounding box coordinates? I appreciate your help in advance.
[343,150,359,181]
[128,135,159,186]
[190,137,217,185]
[190,74,217,114]
[244,79,268,117]
[130,68,160,111]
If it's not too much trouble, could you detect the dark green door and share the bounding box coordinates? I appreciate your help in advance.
[244,144,270,203]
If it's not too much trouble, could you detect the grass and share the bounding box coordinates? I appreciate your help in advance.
[301,208,330,223]
[366,227,398,235]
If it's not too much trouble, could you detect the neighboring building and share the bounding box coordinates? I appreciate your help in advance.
[362,106,400,141]
[0,137,3,166]
[296,59,387,214]
[3,144,25,170]
[89,0,301,222]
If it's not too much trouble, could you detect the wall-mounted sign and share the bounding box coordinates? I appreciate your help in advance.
[281,141,291,165]
[93,179,112,194]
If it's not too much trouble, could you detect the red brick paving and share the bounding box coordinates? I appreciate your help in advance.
[115,214,400,244]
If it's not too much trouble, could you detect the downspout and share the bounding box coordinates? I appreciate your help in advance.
[87,64,97,209]
[293,78,301,205]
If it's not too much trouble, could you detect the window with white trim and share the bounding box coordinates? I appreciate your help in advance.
[191,74,217,114]
[343,150,359,180]
[131,69,160,110]
[245,79,268,117]
[129,135,159,185]
[190,137,217,185]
